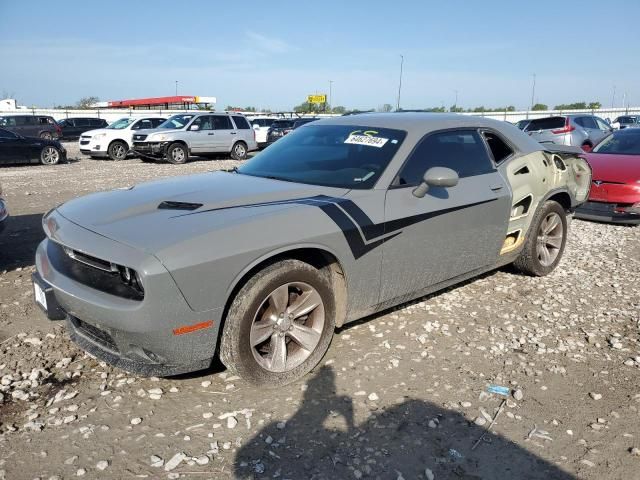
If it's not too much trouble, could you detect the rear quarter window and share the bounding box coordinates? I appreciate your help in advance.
[232,116,250,129]
[527,117,565,131]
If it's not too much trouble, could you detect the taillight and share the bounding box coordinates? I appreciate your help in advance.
[551,118,575,134]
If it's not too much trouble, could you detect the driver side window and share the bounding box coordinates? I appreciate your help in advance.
[396,129,495,186]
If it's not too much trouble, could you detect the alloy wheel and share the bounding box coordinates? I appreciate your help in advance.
[250,282,325,373]
[536,212,563,267]
[41,147,59,165]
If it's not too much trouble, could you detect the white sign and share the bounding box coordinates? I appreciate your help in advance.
[344,134,389,148]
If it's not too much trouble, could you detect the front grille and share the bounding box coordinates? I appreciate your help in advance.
[47,241,144,301]
[80,140,90,145]
[133,134,148,141]
[133,142,151,151]
[71,316,119,352]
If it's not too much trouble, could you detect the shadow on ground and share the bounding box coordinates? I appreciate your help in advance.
[234,366,574,480]
[0,212,44,270]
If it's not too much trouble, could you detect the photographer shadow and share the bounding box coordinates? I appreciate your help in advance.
[234,366,574,480]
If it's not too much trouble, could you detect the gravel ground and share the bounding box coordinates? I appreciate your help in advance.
[0,142,639,480]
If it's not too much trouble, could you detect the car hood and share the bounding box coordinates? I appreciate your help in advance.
[585,153,640,183]
[136,128,183,137]
[81,128,108,137]
[56,171,349,253]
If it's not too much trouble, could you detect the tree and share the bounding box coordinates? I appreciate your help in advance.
[424,106,446,112]
[294,102,314,113]
[331,106,346,114]
[76,96,100,109]
[588,102,602,110]
[449,105,464,113]
[532,103,548,111]
[379,103,393,113]
[554,102,587,110]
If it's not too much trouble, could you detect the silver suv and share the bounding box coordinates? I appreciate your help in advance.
[132,113,257,164]
[524,114,612,150]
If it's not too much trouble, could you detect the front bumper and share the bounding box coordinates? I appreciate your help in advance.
[132,141,167,159]
[575,201,640,225]
[34,211,224,376]
[79,138,108,157]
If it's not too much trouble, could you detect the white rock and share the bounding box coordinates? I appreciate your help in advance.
[513,389,524,401]
[589,392,602,401]
[227,416,238,429]
[195,455,209,465]
[130,417,142,425]
[96,460,109,471]
[150,455,164,467]
[201,380,212,388]
[76,468,86,476]
[368,392,379,401]
[425,468,435,480]
[164,452,187,471]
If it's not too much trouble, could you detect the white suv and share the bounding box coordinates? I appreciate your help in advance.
[249,117,278,148]
[132,113,258,164]
[79,117,166,160]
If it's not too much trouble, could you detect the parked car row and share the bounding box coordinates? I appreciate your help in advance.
[516,114,613,150]
[80,117,166,160]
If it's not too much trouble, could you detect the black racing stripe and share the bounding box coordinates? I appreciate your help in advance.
[383,198,496,234]
[174,194,497,259]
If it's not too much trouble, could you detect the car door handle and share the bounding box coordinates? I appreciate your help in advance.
[490,184,504,191]
[207,133,215,135]
[230,132,237,135]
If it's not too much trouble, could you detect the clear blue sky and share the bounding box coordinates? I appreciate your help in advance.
[1,0,638,111]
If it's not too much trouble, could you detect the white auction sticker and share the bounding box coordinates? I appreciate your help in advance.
[344,134,389,148]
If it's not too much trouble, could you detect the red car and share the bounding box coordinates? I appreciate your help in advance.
[575,128,640,224]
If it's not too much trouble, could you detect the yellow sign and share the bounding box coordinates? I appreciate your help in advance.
[307,94,327,104]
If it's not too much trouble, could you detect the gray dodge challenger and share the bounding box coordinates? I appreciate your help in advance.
[32,114,592,385]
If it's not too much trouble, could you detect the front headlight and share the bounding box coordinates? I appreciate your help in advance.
[94,133,106,139]
[151,134,167,141]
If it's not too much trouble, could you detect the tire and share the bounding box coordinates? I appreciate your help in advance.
[166,143,188,164]
[219,259,336,387]
[230,141,248,160]
[40,146,60,165]
[108,141,128,161]
[513,200,568,276]
[39,132,53,140]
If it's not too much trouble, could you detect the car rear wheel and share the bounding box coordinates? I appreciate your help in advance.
[220,259,336,386]
[166,143,188,164]
[514,200,567,276]
[39,132,53,140]
[108,141,128,161]
[40,146,60,165]
[230,141,248,160]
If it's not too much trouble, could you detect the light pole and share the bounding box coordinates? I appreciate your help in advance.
[175,80,178,96]
[328,80,333,112]
[454,90,459,111]
[396,55,404,111]
[530,73,536,112]
[611,85,616,109]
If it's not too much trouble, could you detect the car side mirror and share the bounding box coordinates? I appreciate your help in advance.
[189,124,200,131]
[412,167,459,198]
[252,124,260,129]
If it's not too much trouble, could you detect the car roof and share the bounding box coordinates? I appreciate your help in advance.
[313,112,545,155]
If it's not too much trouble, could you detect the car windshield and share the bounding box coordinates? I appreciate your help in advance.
[238,124,407,189]
[158,114,195,129]
[593,130,640,155]
[107,118,135,129]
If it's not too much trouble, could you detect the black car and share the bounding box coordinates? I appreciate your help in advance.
[266,119,296,145]
[0,128,67,165]
[0,183,7,235]
[57,117,108,139]
[0,115,61,139]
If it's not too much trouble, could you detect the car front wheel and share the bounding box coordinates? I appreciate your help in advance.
[220,259,335,386]
[166,143,188,164]
[514,200,567,276]
[40,146,60,165]
[108,141,128,161]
